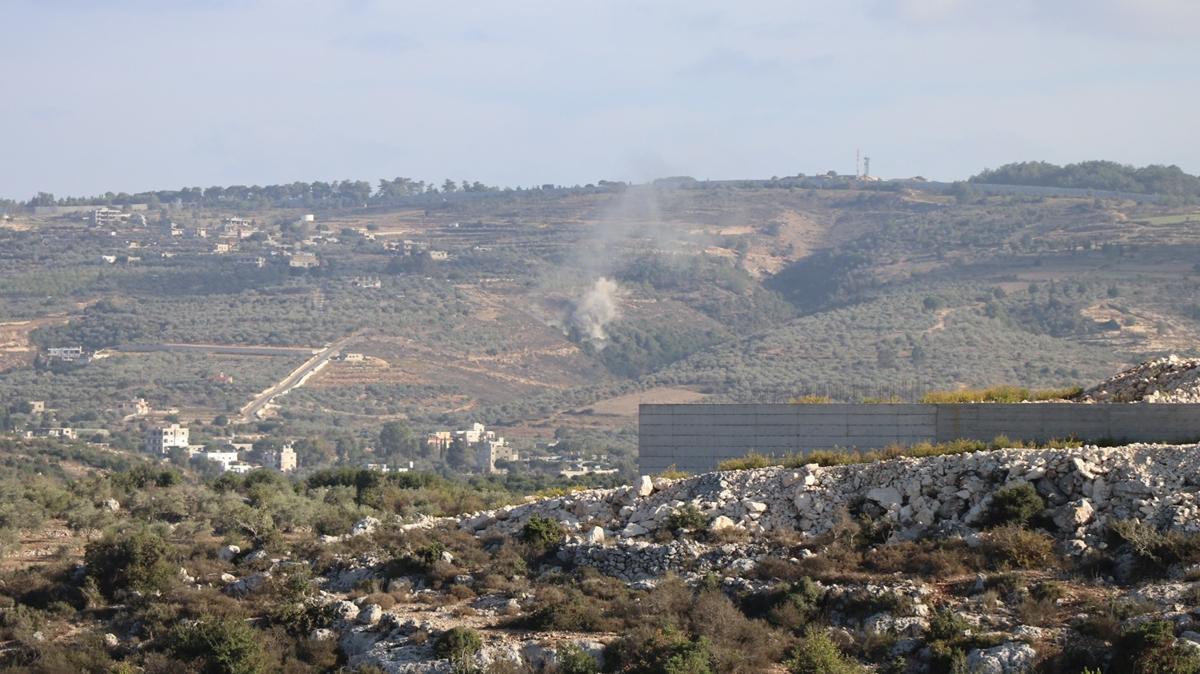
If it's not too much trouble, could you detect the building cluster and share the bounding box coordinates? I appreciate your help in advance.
[384,239,449,261]
[89,207,148,228]
[144,423,297,474]
[41,346,90,364]
[288,251,320,268]
[426,422,517,474]
[24,427,77,440]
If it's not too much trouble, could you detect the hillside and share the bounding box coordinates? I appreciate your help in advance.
[7,431,1200,673]
[2,178,1200,473]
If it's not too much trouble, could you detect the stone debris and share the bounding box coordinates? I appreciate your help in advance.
[967,641,1038,674]
[1079,354,1200,403]
[454,443,1200,565]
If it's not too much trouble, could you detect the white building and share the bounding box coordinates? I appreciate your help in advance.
[45,346,85,362]
[34,427,77,440]
[90,207,129,227]
[199,450,239,471]
[289,251,320,268]
[146,424,190,455]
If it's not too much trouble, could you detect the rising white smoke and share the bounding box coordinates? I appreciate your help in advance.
[569,277,621,348]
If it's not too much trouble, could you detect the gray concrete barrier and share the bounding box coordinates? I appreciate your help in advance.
[639,403,1200,474]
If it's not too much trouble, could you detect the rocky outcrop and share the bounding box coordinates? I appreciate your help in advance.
[456,444,1200,557]
[1079,355,1200,403]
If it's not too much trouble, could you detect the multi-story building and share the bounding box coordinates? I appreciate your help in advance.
[477,439,518,474]
[262,444,298,472]
[115,398,151,418]
[425,431,453,453]
[146,424,190,455]
[90,207,129,227]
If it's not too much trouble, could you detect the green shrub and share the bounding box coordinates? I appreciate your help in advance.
[168,616,266,674]
[664,505,706,532]
[985,483,1044,527]
[556,643,600,674]
[662,636,715,674]
[604,628,715,674]
[766,577,825,631]
[520,515,565,552]
[982,525,1055,569]
[1110,519,1200,578]
[787,629,865,674]
[1114,620,1200,674]
[435,626,483,663]
[83,528,175,599]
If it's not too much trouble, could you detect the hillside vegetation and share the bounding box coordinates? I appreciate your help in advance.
[3,171,1200,474]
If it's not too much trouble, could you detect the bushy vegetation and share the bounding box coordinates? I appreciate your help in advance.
[787,629,865,674]
[971,160,1200,198]
[984,483,1046,528]
[167,616,266,674]
[84,528,177,600]
[434,626,483,663]
[520,515,565,552]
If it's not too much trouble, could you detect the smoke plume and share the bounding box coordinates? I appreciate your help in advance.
[569,277,621,347]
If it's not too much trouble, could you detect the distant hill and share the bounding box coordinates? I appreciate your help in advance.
[970,160,1200,198]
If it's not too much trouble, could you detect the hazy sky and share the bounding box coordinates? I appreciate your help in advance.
[3,0,1198,198]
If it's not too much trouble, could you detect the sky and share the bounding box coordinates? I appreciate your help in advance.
[2,0,1198,199]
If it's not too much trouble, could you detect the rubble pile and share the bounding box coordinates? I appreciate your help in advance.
[458,443,1200,568]
[310,442,1200,673]
[1079,354,1200,403]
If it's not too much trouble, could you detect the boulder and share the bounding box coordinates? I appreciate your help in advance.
[867,486,902,509]
[331,600,360,622]
[1054,498,1095,531]
[586,526,606,545]
[744,501,768,514]
[358,603,383,625]
[351,517,381,537]
[636,475,655,498]
[709,516,736,532]
[217,544,241,562]
[967,641,1037,674]
[223,572,270,597]
[621,523,649,538]
[309,628,336,641]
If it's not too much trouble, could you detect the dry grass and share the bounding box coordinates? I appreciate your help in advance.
[921,385,1083,404]
[715,436,1083,472]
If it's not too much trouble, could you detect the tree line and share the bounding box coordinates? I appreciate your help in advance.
[19,177,630,211]
[970,160,1200,197]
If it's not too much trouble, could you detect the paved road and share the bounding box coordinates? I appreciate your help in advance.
[110,343,320,357]
[237,337,353,422]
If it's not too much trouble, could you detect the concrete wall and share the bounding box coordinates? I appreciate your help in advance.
[639,403,1200,474]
